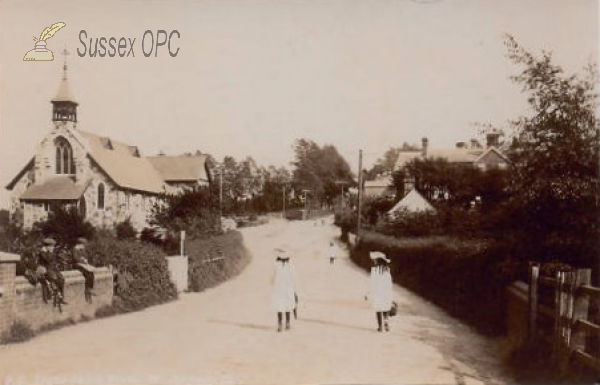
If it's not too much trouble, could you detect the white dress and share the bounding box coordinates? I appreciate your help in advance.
[271,261,296,312]
[370,266,393,312]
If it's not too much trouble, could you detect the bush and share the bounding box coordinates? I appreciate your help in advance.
[0,320,35,344]
[350,230,508,335]
[115,218,137,240]
[379,209,442,237]
[32,204,95,248]
[187,231,250,292]
[86,235,177,312]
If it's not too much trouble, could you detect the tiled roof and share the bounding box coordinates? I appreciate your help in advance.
[364,176,391,188]
[147,155,210,183]
[78,130,165,194]
[20,176,91,201]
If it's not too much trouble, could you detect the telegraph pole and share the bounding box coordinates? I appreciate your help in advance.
[335,180,349,209]
[282,184,286,219]
[302,189,310,220]
[357,149,363,237]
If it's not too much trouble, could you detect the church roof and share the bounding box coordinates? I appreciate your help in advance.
[52,78,78,104]
[20,176,91,201]
[79,130,165,194]
[147,154,210,183]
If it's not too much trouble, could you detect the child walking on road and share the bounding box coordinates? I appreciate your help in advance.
[272,247,296,332]
[369,251,393,332]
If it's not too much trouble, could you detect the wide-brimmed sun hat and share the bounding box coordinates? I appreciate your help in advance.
[42,238,56,246]
[369,251,390,263]
[275,245,290,260]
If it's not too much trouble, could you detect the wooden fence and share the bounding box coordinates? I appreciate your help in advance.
[528,263,600,373]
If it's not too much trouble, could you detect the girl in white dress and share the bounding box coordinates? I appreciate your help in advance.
[272,249,296,332]
[369,251,393,332]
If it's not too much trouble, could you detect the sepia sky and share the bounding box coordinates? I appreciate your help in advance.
[0,0,597,209]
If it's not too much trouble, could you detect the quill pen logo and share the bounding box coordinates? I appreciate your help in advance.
[23,22,66,61]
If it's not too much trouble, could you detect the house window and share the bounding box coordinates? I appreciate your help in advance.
[97,183,105,210]
[55,137,75,175]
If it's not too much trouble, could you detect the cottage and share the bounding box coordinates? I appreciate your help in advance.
[5,65,211,231]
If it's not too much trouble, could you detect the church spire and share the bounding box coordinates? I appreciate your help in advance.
[51,48,78,124]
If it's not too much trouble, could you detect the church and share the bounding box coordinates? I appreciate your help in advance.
[5,60,212,232]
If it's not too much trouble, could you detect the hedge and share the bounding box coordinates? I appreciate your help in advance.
[351,231,511,335]
[186,230,250,292]
[86,236,178,313]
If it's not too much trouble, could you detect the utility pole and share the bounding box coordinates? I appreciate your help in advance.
[219,168,223,225]
[302,189,310,220]
[357,149,363,237]
[282,184,286,219]
[335,180,349,209]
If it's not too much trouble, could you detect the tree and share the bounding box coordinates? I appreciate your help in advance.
[366,143,420,180]
[502,35,598,265]
[291,139,354,206]
[150,187,220,237]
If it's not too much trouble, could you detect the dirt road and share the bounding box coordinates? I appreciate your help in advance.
[0,218,512,385]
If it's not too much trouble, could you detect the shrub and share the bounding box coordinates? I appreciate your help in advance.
[115,218,137,240]
[86,235,177,312]
[32,204,95,248]
[187,231,250,292]
[379,209,442,237]
[0,320,35,344]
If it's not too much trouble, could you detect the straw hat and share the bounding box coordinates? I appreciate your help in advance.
[369,251,390,263]
[76,237,88,245]
[42,238,56,246]
[275,245,290,261]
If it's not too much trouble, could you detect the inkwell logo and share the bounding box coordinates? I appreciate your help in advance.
[23,22,66,61]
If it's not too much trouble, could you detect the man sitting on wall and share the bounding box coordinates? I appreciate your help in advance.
[70,237,95,303]
[36,238,67,304]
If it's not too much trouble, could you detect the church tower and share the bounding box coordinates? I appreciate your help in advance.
[51,49,78,125]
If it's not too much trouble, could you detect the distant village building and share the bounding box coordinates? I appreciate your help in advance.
[5,64,211,231]
[363,174,393,197]
[395,136,510,172]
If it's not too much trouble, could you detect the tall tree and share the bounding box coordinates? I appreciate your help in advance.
[503,35,598,265]
[292,139,354,205]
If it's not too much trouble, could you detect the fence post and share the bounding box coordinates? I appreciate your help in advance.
[554,271,563,358]
[528,262,540,341]
[571,269,591,352]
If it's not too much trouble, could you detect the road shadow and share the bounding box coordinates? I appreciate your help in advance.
[297,316,375,333]
[303,297,368,309]
[208,319,274,332]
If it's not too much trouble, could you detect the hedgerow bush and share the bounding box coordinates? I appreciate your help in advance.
[0,320,35,344]
[351,230,510,335]
[187,230,250,292]
[85,235,177,312]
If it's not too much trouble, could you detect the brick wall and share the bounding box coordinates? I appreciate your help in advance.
[0,251,113,337]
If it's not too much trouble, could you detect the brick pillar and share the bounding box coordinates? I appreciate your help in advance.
[0,252,20,336]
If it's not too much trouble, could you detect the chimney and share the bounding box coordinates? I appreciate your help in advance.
[456,142,466,149]
[421,137,428,158]
[486,133,500,148]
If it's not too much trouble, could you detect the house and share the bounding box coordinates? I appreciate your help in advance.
[363,174,393,197]
[148,154,211,195]
[388,189,435,216]
[5,66,211,231]
[394,136,510,172]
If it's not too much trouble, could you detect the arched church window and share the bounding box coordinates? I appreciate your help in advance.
[98,183,105,210]
[55,137,75,174]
